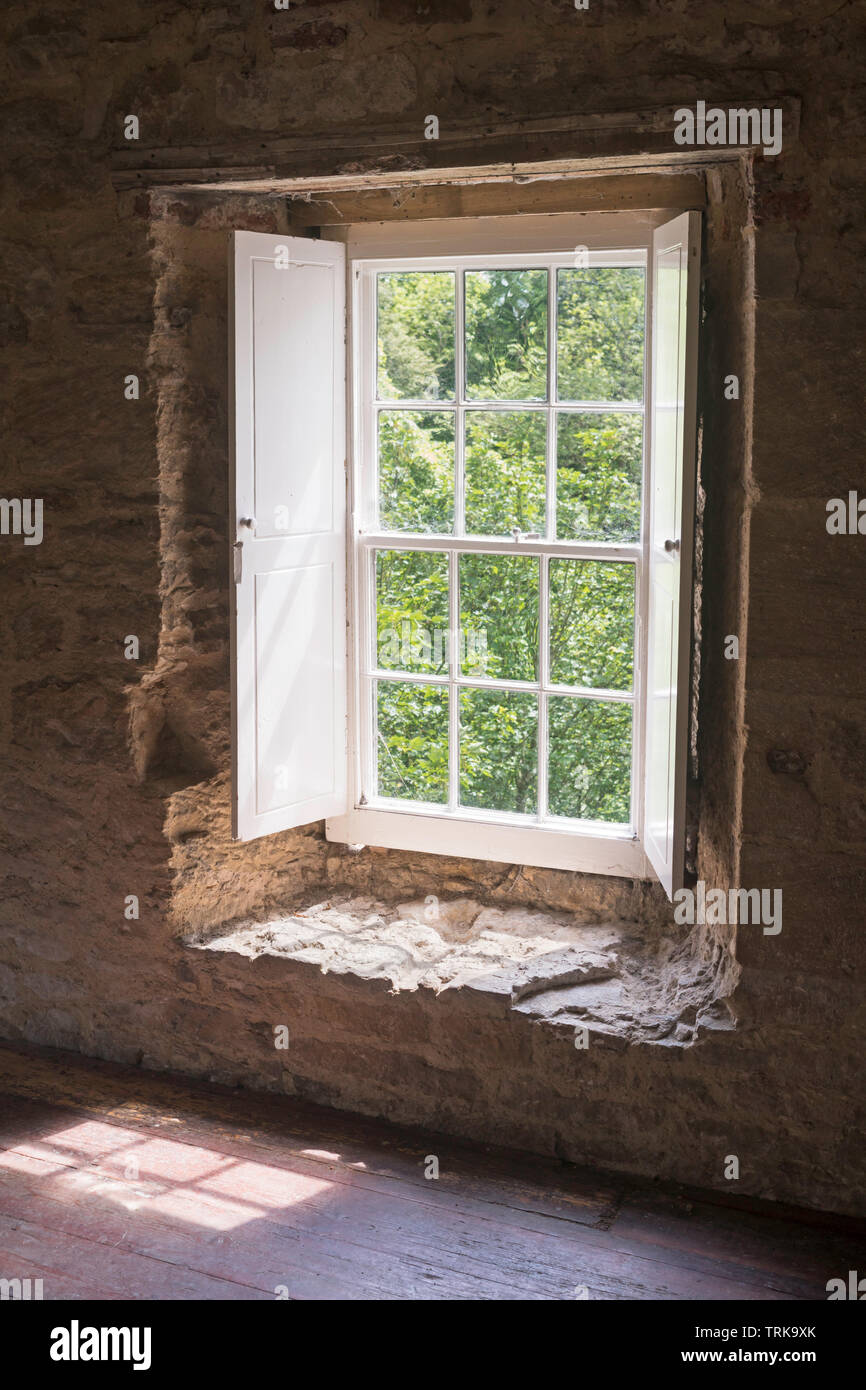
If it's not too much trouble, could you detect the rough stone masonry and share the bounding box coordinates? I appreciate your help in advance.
[0,1,864,1217]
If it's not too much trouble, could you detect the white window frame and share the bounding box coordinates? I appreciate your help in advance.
[327,212,673,879]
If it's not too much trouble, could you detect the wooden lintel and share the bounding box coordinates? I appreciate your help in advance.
[110,98,800,194]
[284,171,708,225]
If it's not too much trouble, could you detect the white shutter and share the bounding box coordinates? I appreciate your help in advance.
[643,211,701,898]
[230,231,347,841]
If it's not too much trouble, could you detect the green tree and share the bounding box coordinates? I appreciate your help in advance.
[373,265,644,823]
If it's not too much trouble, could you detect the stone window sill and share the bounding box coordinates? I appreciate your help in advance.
[189,896,736,1048]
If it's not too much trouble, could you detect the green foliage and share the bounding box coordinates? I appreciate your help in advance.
[460,690,538,815]
[459,554,538,681]
[377,272,455,399]
[548,698,632,822]
[557,414,642,542]
[465,270,548,400]
[376,549,448,675]
[372,264,644,824]
[378,412,454,534]
[465,411,546,537]
[557,267,645,401]
[549,559,634,690]
[377,682,449,804]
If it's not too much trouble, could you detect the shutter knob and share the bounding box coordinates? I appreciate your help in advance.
[239,516,256,529]
[664,537,680,553]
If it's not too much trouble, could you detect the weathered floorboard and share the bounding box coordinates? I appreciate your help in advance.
[0,1043,860,1301]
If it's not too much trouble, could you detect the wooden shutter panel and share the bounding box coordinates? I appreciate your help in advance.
[230,231,347,841]
[643,211,701,898]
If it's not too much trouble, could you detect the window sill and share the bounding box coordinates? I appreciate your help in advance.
[326,806,652,879]
[191,894,733,1048]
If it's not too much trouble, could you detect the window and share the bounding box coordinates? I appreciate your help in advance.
[229,212,700,899]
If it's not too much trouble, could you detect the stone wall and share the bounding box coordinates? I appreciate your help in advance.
[1,1,864,1216]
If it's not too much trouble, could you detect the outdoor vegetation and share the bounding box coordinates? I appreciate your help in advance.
[373,265,644,822]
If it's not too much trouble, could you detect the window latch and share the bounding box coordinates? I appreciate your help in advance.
[511,528,541,542]
[233,518,255,584]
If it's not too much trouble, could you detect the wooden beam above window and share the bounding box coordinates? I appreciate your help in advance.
[110,98,800,194]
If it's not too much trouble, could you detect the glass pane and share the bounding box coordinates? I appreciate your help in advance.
[464,410,546,537]
[377,272,455,401]
[376,549,449,675]
[556,412,642,542]
[556,267,645,402]
[376,681,449,804]
[378,410,454,534]
[548,697,632,823]
[549,560,634,691]
[459,689,537,814]
[465,270,548,401]
[459,554,538,681]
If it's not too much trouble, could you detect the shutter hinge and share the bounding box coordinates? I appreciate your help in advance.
[233,541,243,584]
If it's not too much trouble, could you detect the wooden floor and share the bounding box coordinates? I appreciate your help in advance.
[0,1043,861,1301]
